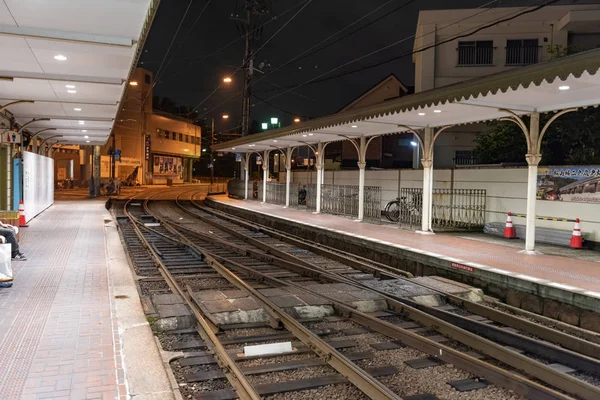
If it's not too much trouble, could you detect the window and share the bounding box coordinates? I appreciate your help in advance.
[164,130,170,139]
[179,133,183,141]
[156,128,161,138]
[454,150,476,166]
[172,132,177,140]
[506,39,539,65]
[184,135,189,143]
[458,41,493,66]
[145,74,151,84]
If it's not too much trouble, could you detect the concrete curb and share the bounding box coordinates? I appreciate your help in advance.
[104,216,176,399]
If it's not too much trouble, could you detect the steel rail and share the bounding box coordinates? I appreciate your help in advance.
[122,195,261,400]
[143,198,403,400]
[162,230,574,400]
[192,198,600,361]
[158,200,600,400]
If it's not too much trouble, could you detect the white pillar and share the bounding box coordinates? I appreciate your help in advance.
[262,150,269,203]
[244,165,249,200]
[314,143,323,214]
[419,127,434,234]
[357,136,366,221]
[357,163,366,221]
[524,112,541,253]
[284,147,292,208]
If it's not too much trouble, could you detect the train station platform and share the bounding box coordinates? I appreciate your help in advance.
[207,196,600,330]
[0,200,173,400]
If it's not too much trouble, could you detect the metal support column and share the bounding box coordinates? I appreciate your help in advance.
[261,150,270,203]
[315,142,323,214]
[284,147,292,208]
[357,136,366,222]
[244,154,250,200]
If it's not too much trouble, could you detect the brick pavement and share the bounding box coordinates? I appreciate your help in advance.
[212,196,600,294]
[0,200,125,400]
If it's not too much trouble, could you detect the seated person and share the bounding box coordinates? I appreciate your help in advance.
[0,222,26,261]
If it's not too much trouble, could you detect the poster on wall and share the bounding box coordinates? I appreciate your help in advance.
[153,155,182,177]
[537,166,600,203]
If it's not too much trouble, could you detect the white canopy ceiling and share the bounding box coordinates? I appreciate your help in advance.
[0,0,158,145]
[213,48,600,153]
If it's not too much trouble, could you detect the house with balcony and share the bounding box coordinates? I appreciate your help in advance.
[412,4,600,167]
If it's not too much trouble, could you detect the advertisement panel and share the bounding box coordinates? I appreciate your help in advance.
[153,155,182,177]
[537,166,600,203]
[22,151,54,222]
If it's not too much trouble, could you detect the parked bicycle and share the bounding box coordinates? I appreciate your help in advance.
[384,194,422,222]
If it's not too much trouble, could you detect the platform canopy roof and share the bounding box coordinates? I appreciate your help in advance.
[213,48,600,153]
[0,0,158,145]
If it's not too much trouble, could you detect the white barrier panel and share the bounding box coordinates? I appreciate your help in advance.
[23,151,54,222]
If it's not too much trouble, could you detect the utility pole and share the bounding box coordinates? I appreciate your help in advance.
[241,8,252,139]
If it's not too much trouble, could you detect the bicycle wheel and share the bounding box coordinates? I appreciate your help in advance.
[385,201,400,222]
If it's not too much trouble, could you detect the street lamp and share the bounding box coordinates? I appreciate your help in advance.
[222,114,229,119]
[270,117,278,125]
[294,118,301,123]
[261,123,268,130]
[223,77,232,83]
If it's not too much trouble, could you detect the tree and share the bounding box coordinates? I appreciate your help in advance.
[474,108,600,165]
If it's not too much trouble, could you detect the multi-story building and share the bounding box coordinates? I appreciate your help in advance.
[412,4,600,166]
[106,68,201,184]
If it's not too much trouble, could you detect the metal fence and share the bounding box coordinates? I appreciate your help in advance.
[304,184,316,211]
[289,183,299,207]
[398,188,423,229]
[432,189,486,229]
[319,184,381,223]
[398,188,486,230]
[227,179,248,199]
[259,182,286,205]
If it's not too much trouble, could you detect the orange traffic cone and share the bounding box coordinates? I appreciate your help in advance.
[570,218,582,249]
[504,212,515,239]
[18,200,28,227]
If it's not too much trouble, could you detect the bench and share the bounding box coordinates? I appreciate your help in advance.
[484,222,584,248]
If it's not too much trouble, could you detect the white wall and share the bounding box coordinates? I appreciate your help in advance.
[23,151,54,222]
[281,167,600,242]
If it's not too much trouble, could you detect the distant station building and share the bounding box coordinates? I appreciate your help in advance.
[104,68,201,185]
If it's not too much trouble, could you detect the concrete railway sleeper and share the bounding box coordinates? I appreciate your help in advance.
[138,197,599,399]
[186,197,600,362]
[125,195,403,399]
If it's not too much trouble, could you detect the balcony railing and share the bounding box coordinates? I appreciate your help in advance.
[457,47,494,66]
[505,45,540,66]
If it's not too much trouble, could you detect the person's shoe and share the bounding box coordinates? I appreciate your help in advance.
[12,253,27,261]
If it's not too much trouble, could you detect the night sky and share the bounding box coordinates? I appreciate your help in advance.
[138,0,580,131]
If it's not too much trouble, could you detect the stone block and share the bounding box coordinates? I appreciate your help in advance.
[557,304,580,326]
[156,304,191,318]
[193,291,226,301]
[542,299,561,320]
[296,293,332,306]
[153,294,184,305]
[202,300,237,313]
[230,297,260,311]
[505,290,524,308]
[580,310,600,333]
[270,295,306,308]
[521,293,543,314]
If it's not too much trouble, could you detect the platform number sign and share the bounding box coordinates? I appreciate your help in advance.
[144,135,151,160]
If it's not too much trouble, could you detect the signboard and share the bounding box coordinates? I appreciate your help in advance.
[114,149,121,162]
[144,135,151,160]
[153,155,182,177]
[273,153,279,173]
[537,166,600,203]
[256,155,262,165]
[235,153,242,162]
[450,262,474,273]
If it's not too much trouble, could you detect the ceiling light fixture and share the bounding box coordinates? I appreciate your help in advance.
[418,112,426,116]
[67,90,77,94]
[308,133,314,136]
[302,134,307,137]
[433,109,442,113]
[54,54,67,61]
[84,135,89,139]
[232,147,236,150]
[351,125,358,128]
[559,85,570,91]
[273,140,278,143]
[81,130,87,132]
[65,84,75,89]
[78,121,85,125]
[74,108,82,111]
[86,140,90,143]
[130,81,138,86]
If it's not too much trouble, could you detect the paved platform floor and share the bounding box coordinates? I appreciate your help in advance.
[211,196,600,294]
[0,200,173,400]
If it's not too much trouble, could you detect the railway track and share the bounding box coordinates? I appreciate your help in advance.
[114,188,600,399]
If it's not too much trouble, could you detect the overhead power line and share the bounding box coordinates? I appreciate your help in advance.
[254,0,560,107]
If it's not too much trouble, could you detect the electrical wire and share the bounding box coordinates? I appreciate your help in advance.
[187,0,314,115]
[254,0,560,106]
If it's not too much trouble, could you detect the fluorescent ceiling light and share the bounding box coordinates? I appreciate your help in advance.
[74,108,82,111]
[54,55,67,61]
[67,90,77,94]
